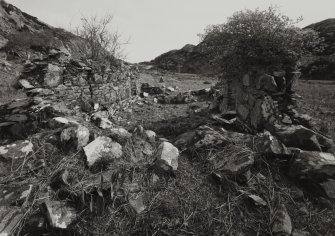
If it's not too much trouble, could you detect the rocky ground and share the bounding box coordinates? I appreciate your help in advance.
[1,65,335,236]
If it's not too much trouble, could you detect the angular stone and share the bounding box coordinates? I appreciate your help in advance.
[84,136,123,167]
[18,79,34,89]
[289,151,335,181]
[48,117,70,129]
[274,125,322,151]
[190,126,229,150]
[272,204,292,236]
[42,200,77,229]
[144,130,156,143]
[211,145,254,178]
[44,64,62,88]
[320,179,335,199]
[248,194,267,206]
[155,142,179,171]
[257,74,278,93]
[107,127,132,145]
[0,206,24,235]
[61,125,90,151]
[95,117,113,130]
[0,140,33,160]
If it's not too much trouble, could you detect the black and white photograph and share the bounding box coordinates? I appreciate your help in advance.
[0,0,335,235]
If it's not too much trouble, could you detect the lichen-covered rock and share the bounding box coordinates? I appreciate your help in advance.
[84,136,123,167]
[0,140,33,160]
[154,142,179,171]
[289,151,335,181]
[42,200,77,229]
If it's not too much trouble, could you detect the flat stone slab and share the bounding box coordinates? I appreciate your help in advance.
[0,140,33,160]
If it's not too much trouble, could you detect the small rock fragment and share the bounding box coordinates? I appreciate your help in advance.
[144,130,156,143]
[42,200,77,229]
[272,204,292,236]
[248,195,267,206]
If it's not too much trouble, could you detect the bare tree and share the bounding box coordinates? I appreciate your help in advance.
[74,14,128,65]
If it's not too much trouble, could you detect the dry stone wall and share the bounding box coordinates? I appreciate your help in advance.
[219,69,305,132]
[20,52,139,108]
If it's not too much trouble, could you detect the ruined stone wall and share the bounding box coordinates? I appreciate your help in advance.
[54,66,138,106]
[220,70,303,132]
[20,55,140,108]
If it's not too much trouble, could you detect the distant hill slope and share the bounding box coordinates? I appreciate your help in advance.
[151,19,335,80]
[299,19,335,80]
[0,0,84,58]
[149,43,218,75]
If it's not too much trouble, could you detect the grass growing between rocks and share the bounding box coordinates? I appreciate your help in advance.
[71,144,335,235]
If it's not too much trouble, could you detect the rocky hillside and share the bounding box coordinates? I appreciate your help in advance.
[0,0,84,58]
[299,19,335,80]
[149,43,218,75]
[152,19,335,80]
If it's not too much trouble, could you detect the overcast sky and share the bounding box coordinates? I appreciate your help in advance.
[6,0,335,63]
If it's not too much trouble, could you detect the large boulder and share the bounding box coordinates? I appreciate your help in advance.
[154,142,179,171]
[289,151,335,181]
[84,136,123,167]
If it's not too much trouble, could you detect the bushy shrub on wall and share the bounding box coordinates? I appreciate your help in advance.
[200,7,324,77]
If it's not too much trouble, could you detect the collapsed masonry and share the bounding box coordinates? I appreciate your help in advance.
[0,49,139,139]
[20,50,139,106]
[219,69,335,154]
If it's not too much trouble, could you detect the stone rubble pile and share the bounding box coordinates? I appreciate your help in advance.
[0,103,180,234]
